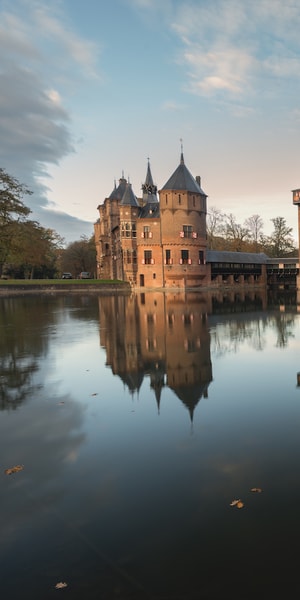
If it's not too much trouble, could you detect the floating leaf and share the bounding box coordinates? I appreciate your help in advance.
[230,499,241,507]
[250,487,262,493]
[91,393,98,396]
[55,582,68,589]
[5,465,24,475]
[236,501,244,509]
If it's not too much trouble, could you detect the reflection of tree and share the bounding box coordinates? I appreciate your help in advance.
[0,296,60,410]
[210,310,296,356]
[210,318,268,356]
[273,314,295,348]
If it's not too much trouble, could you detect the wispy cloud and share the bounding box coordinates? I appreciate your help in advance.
[0,0,100,242]
[138,0,300,104]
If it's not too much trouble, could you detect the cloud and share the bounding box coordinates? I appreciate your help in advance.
[165,0,300,104]
[0,0,100,244]
[161,100,185,111]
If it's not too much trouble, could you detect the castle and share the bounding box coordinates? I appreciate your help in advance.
[94,150,211,289]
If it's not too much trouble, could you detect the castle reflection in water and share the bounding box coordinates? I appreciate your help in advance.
[97,289,270,420]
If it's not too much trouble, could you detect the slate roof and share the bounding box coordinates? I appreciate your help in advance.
[207,251,269,264]
[161,152,206,195]
[142,160,158,203]
[139,202,160,218]
[109,176,127,200]
[120,182,140,207]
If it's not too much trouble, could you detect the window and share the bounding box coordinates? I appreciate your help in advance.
[183,225,193,238]
[121,222,133,237]
[199,251,205,265]
[165,249,172,265]
[146,338,156,351]
[132,250,137,264]
[178,194,181,205]
[144,250,152,265]
[180,250,189,264]
[168,313,174,327]
[126,250,131,264]
[142,226,152,239]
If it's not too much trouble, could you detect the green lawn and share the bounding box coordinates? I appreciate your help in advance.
[0,278,126,286]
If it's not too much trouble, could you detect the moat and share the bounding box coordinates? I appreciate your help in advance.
[1,290,300,599]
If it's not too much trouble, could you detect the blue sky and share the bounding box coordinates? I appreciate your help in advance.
[1,0,300,244]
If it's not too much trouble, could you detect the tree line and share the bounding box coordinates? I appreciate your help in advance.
[0,168,96,279]
[0,168,298,279]
[207,207,297,256]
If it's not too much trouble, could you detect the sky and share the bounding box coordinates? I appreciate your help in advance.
[1,0,300,245]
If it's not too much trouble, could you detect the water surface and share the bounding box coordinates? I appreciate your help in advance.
[1,290,300,599]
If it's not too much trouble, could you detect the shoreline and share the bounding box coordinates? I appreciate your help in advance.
[0,281,270,297]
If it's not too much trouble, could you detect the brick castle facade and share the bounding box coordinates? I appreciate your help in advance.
[94,150,211,289]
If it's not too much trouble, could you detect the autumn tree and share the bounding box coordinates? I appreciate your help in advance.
[0,168,31,275]
[8,221,64,279]
[61,235,96,277]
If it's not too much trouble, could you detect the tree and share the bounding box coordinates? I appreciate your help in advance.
[222,213,250,252]
[206,206,224,249]
[262,217,296,257]
[244,214,264,251]
[8,221,64,279]
[0,168,32,275]
[61,235,96,277]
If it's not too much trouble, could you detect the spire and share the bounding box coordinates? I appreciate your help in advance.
[142,158,158,203]
[180,137,184,165]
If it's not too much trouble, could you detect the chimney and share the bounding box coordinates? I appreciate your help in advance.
[196,175,201,186]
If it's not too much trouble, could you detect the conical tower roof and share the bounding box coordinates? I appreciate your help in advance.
[120,181,139,207]
[109,175,127,200]
[161,151,206,195]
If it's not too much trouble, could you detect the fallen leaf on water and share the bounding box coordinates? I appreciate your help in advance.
[236,501,244,509]
[230,499,241,506]
[55,582,68,589]
[5,465,24,475]
[91,393,98,396]
[250,487,262,493]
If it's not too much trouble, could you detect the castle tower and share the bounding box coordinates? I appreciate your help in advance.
[158,148,209,288]
[119,181,140,284]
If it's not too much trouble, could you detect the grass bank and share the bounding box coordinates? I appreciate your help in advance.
[0,279,131,295]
